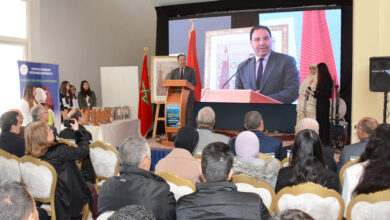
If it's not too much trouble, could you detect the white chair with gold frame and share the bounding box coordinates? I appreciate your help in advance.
[0,148,22,182]
[19,155,58,220]
[158,171,196,200]
[258,153,282,168]
[232,174,276,214]
[193,154,202,160]
[281,158,290,167]
[89,141,120,191]
[339,159,358,187]
[275,182,344,220]
[346,189,390,220]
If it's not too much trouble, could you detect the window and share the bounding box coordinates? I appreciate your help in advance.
[0,0,27,115]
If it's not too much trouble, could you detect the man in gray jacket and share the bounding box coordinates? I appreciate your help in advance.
[337,117,378,173]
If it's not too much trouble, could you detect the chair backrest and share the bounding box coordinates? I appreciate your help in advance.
[258,153,273,161]
[276,182,344,220]
[339,159,358,187]
[89,141,120,180]
[193,154,202,160]
[281,158,290,167]
[232,174,275,214]
[57,138,77,147]
[19,155,57,220]
[347,189,390,220]
[0,148,22,182]
[158,171,195,200]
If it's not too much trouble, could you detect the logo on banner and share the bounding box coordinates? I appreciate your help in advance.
[19,64,28,75]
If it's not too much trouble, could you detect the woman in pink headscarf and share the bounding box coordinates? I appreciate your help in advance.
[233,131,280,188]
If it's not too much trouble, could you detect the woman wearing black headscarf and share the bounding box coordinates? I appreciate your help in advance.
[155,126,201,183]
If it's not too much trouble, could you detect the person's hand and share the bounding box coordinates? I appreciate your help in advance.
[70,118,79,131]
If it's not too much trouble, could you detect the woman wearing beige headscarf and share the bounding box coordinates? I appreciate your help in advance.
[296,64,318,131]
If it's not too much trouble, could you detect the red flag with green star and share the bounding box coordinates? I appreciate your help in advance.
[138,52,152,136]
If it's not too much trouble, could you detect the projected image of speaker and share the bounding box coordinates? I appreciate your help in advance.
[370,56,390,92]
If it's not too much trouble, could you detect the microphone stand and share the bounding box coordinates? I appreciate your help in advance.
[221,58,252,89]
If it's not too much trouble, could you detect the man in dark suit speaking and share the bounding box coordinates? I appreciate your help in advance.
[166,54,197,127]
[235,25,300,104]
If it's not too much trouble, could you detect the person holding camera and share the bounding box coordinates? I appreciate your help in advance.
[25,119,92,220]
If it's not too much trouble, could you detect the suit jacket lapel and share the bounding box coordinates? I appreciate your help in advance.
[260,51,276,92]
[249,57,257,90]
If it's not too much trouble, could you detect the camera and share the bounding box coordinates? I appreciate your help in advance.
[64,119,74,128]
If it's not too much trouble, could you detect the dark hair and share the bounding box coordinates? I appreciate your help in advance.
[353,124,390,196]
[0,182,35,220]
[70,85,77,97]
[289,129,326,185]
[244,111,262,129]
[273,209,314,220]
[250,25,272,40]
[59,81,70,95]
[316,63,332,86]
[80,80,92,97]
[201,142,234,182]
[0,111,19,132]
[174,125,199,153]
[177,54,186,60]
[109,205,155,220]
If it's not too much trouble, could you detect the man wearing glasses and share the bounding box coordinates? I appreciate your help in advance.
[337,117,378,173]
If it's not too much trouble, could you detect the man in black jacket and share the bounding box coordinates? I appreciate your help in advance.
[0,110,25,157]
[176,142,271,220]
[98,136,176,220]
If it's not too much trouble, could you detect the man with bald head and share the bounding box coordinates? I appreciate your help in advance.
[0,110,25,157]
[337,117,378,172]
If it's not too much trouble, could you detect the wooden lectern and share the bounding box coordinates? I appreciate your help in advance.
[162,80,194,146]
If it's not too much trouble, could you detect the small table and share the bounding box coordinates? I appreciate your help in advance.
[84,118,140,147]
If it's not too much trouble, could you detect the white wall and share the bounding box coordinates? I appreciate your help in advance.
[351,0,390,142]
[30,0,157,106]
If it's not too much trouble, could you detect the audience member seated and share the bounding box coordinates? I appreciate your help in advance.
[176,142,271,220]
[273,209,314,220]
[30,105,58,138]
[59,110,95,184]
[231,111,282,159]
[337,117,378,173]
[25,120,91,220]
[98,136,175,220]
[109,205,156,220]
[275,129,339,193]
[0,181,41,220]
[155,126,201,183]
[342,123,390,213]
[280,118,337,172]
[78,80,97,110]
[20,84,39,125]
[233,131,281,188]
[0,110,25,157]
[59,81,76,120]
[193,106,229,155]
[70,85,79,110]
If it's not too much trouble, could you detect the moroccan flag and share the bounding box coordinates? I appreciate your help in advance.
[219,47,230,89]
[300,10,338,86]
[138,52,153,136]
[187,28,202,101]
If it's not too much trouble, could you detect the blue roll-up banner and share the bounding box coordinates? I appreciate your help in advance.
[17,61,61,130]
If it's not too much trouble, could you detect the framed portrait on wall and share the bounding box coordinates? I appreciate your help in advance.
[150,56,178,103]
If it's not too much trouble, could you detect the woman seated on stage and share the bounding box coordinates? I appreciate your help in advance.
[155,125,201,183]
[233,131,281,188]
[78,80,96,110]
[25,120,91,220]
[275,129,339,193]
[342,123,390,211]
[59,81,76,120]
